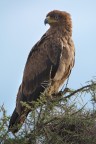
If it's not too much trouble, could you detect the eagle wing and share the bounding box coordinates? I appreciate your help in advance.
[21,34,61,101]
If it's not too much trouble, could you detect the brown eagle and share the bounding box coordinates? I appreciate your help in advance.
[9,10,75,133]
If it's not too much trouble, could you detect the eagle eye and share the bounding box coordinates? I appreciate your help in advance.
[54,15,59,20]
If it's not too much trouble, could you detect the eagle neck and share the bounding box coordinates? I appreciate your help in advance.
[49,25,72,37]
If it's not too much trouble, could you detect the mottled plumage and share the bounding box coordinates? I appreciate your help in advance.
[9,10,75,133]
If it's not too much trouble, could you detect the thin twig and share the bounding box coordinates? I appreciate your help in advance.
[64,83,96,99]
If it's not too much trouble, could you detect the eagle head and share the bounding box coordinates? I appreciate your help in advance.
[44,10,72,28]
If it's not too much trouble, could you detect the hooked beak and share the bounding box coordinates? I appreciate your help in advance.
[44,16,49,25]
[44,16,57,25]
[44,19,48,25]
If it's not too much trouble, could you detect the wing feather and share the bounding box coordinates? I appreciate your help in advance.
[22,34,61,98]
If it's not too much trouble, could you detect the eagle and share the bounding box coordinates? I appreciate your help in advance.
[9,10,75,133]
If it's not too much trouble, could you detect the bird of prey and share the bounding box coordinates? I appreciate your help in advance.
[9,10,75,133]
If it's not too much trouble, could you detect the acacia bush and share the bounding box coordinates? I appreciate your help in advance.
[0,79,96,144]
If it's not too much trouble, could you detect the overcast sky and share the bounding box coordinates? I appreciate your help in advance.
[0,0,96,115]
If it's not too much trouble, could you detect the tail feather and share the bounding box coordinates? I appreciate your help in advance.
[8,108,29,133]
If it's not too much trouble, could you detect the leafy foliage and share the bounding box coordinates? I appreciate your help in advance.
[0,79,96,144]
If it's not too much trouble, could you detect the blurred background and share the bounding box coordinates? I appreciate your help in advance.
[0,0,96,115]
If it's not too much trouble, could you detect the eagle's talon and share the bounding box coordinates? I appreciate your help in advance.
[58,91,63,96]
[52,91,63,97]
